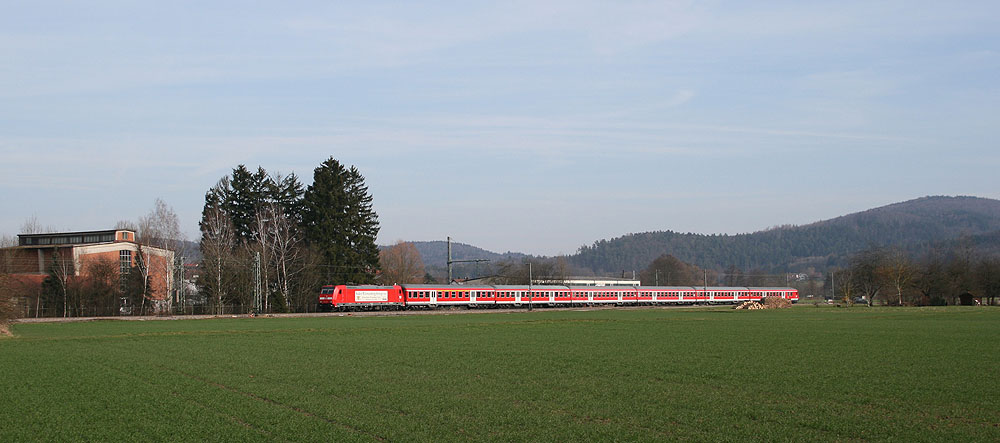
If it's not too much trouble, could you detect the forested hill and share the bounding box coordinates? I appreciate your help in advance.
[569,196,1000,274]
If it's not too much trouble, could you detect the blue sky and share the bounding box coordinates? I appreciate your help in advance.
[2,1,998,255]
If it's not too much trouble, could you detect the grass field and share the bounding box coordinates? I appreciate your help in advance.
[2,307,999,441]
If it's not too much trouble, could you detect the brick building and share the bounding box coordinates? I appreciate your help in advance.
[5,229,175,312]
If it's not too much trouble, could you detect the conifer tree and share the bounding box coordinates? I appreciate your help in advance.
[301,157,380,285]
[224,165,271,243]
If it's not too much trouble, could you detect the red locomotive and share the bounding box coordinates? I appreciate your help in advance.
[318,285,406,310]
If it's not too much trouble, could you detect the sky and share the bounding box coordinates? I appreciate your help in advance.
[2,1,998,256]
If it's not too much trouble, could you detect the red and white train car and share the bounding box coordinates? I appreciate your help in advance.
[401,284,497,308]
[635,286,698,304]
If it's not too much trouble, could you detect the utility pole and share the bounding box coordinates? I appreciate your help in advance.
[446,236,489,283]
[655,270,659,286]
[830,271,836,301]
[528,262,533,311]
[253,252,262,315]
[174,256,185,314]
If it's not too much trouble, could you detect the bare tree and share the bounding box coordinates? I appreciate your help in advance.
[132,245,161,314]
[249,206,273,312]
[115,219,139,232]
[834,266,857,306]
[49,250,74,317]
[639,254,705,286]
[946,240,976,305]
[266,202,302,310]
[379,241,425,285]
[21,215,54,234]
[200,206,236,314]
[82,258,120,316]
[292,246,328,311]
[0,235,16,272]
[976,257,1000,306]
[137,198,183,312]
[551,256,570,284]
[0,276,14,334]
[0,236,18,331]
[849,247,886,306]
[884,248,915,306]
[914,250,949,305]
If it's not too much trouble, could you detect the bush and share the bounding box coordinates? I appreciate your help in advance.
[0,279,14,336]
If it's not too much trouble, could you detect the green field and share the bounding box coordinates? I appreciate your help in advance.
[2,307,999,441]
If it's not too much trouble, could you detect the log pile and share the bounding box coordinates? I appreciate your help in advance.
[763,296,793,309]
[734,296,793,310]
[734,300,765,310]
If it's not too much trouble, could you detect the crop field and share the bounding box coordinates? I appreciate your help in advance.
[2,307,999,441]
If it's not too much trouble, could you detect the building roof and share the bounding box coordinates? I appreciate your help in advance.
[18,229,134,247]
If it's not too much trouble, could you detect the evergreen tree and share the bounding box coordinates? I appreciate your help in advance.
[224,165,270,243]
[272,172,305,224]
[301,157,380,285]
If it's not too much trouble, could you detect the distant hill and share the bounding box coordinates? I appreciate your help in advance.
[405,241,529,268]
[378,241,529,281]
[568,196,1000,274]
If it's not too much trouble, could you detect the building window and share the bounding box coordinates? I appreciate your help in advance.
[120,250,132,275]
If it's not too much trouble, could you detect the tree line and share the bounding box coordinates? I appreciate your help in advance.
[832,243,1000,307]
[197,157,381,314]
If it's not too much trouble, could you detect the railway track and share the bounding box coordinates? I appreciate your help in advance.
[13,303,714,324]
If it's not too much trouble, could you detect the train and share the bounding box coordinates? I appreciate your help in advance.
[318,283,798,311]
